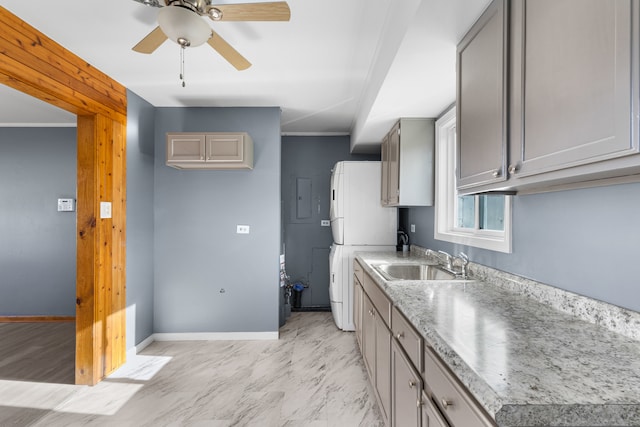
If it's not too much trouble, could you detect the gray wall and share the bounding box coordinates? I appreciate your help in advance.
[281,135,378,311]
[0,127,76,316]
[407,182,640,312]
[126,90,156,348]
[154,107,281,333]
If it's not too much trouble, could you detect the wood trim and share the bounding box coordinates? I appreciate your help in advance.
[0,9,126,119]
[0,6,127,386]
[0,316,75,323]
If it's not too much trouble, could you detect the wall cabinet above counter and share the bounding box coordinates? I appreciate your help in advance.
[457,0,640,195]
[166,132,254,170]
[381,118,435,206]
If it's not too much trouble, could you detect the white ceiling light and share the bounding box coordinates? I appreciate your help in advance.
[157,6,211,48]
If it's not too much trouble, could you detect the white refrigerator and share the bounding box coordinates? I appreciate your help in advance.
[329,161,397,331]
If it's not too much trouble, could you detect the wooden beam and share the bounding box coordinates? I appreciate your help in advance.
[0,8,127,117]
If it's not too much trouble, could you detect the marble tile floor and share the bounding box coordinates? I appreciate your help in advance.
[0,312,383,426]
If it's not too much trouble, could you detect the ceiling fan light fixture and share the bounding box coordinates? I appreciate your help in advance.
[134,0,162,7]
[208,7,223,21]
[158,6,211,47]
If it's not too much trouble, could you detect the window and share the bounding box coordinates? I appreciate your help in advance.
[434,106,512,253]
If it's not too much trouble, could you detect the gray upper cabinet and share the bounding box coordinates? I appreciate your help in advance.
[381,118,435,206]
[456,0,508,191]
[457,0,640,194]
[509,0,636,180]
[166,132,254,170]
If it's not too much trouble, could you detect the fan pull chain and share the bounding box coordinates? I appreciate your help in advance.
[180,46,186,87]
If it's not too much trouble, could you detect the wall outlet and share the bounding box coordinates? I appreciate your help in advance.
[237,225,250,234]
[411,224,416,233]
[321,220,330,227]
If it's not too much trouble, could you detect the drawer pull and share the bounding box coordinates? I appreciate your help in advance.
[441,398,453,409]
[408,380,416,388]
[395,332,404,340]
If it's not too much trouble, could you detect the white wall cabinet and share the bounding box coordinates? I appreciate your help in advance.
[457,0,640,195]
[381,118,435,206]
[166,132,254,170]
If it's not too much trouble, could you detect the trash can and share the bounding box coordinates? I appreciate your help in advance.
[292,282,305,309]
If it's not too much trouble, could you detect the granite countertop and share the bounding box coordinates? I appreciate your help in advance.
[355,250,640,427]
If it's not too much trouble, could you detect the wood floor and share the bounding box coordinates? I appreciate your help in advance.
[0,312,383,426]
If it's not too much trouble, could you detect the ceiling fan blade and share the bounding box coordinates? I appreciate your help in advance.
[132,26,168,54]
[209,1,291,21]
[207,32,252,71]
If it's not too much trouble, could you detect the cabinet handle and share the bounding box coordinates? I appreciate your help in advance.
[508,164,518,174]
[395,332,404,340]
[492,169,501,178]
[408,379,416,388]
[417,399,423,408]
[441,398,453,409]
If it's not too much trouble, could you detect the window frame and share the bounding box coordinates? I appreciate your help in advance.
[434,106,513,253]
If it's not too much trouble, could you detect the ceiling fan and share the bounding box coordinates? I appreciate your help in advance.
[132,0,291,72]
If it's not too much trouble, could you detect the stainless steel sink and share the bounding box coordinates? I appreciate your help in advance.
[372,263,458,281]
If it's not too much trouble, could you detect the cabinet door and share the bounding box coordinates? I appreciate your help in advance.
[510,0,635,178]
[392,339,422,427]
[362,296,376,380]
[456,0,508,190]
[388,122,401,205]
[167,133,206,163]
[354,279,363,350]
[421,391,448,427]
[205,134,244,162]
[381,134,390,205]
[375,311,391,424]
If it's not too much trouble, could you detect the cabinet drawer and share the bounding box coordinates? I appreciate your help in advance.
[363,272,391,327]
[424,347,495,427]
[392,306,423,372]
[421,390,448,427]
[354,259,364,285]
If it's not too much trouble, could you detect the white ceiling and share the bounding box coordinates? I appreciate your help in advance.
[0,0,490,152]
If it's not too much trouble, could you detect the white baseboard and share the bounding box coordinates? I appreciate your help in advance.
[126,334,155,360]
[153,331,279,341]
[125,331,279,358]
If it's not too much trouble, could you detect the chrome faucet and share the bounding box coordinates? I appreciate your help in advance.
[437,251,454,270]
[455,252,469,278]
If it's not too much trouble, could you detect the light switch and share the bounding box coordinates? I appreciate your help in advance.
[100,202,112,219]
[237,225,250,234]
[411,224,416,233]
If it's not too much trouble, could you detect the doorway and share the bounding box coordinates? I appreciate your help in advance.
[0,6,128,385]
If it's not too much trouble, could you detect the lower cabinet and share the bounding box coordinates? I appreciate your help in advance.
[392,338,423,427]
[355,260,496,427]
[354,275,363,348]
[362,293,391,425]
[362,295,376,379]
[424,347,495,427]
[421,391,448,427]
[375,312,392,423]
